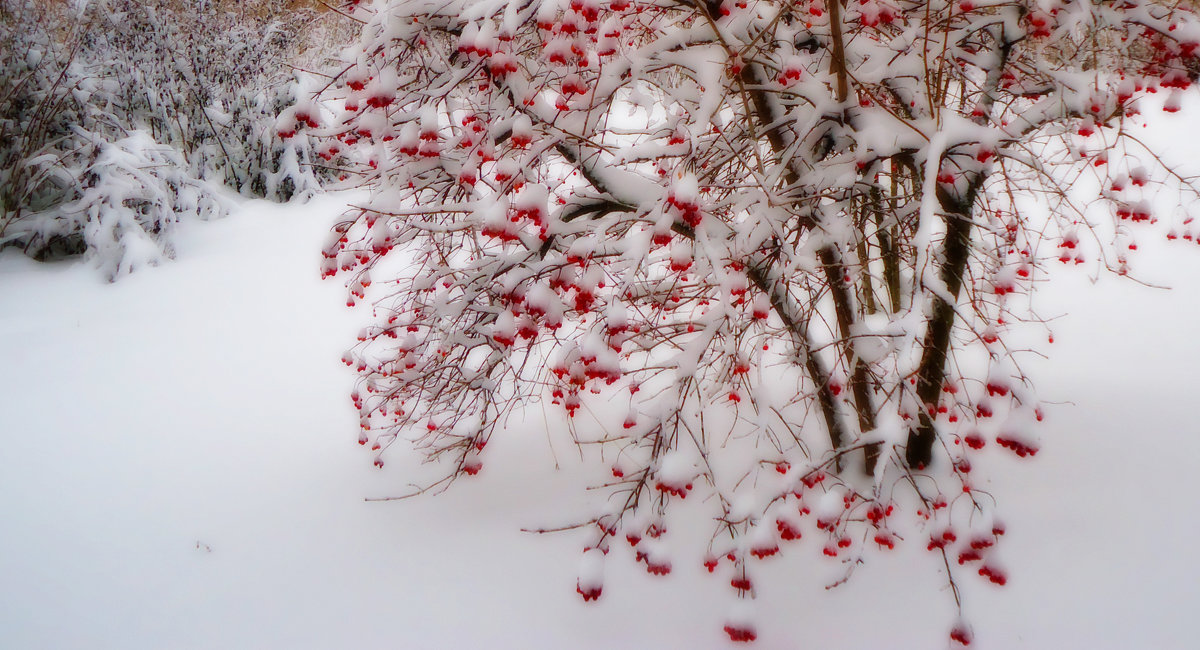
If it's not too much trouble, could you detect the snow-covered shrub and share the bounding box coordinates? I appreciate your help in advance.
[0,1,86,257]
[0,1,229,278]
[319,0,1200,644]
[1,0,340,278]
[78,0,328,202]
[70,130,227,279]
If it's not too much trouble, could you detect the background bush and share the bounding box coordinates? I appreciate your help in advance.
[0,0,339,279]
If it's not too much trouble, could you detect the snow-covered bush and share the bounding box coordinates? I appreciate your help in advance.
[319,0,1200,644]
[77,0,328,202]
[0,1,87,259]
[0,0,337,278]
[70,130,227,279]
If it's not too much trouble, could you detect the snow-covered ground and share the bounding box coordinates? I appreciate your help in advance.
[3,177,1200,648]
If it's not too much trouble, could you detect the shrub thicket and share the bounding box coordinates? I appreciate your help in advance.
[0,0,335,278]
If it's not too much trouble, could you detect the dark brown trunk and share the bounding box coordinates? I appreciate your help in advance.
[904,30,1014,469]
[905,193,975,469]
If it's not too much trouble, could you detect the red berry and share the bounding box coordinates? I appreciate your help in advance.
[723,624,757,643]
[576,584,602,601]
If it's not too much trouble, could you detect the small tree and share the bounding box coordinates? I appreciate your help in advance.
[319,0,1200,643]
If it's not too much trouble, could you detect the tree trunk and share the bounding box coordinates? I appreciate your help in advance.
[904,194,974,469]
